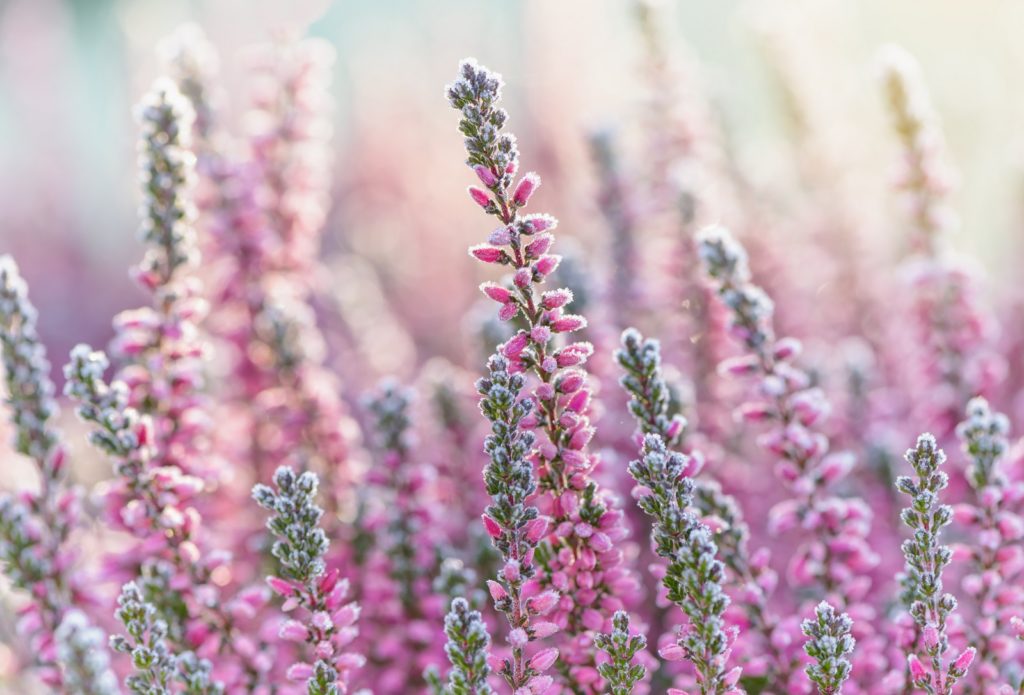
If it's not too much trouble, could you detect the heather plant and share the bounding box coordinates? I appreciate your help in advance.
[896,434,974,694]
[0,256,116,691]
[628,434,740,695]
[425,597,494,695]
[696,225,883,691]
[616,329,788,689]
[953,398,1022,690]
[800,602,855,695]
[449,58,640,691]
[3,13,1024,695]
[252,466,363,694]
[595,611,647,695]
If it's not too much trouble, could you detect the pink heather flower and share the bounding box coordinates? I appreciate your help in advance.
[474,164,498,186]
[908,654,927,683]
[954,647,976,671]
[482,282,513,304]
[542,288,573,308]
[470,244,505,263]
[534,255,561,276]
[450,58,640,694]
[469,185,491,207]
[512,172,541,206]
[550,314,587,333]
[529,647,559,671]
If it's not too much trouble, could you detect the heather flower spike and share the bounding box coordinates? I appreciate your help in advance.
[801,601,855,695]
[253,467,364,694]
[616,328,786,686]
[697,224,876,602]
[450,57,637,692]
[111,581,221,695]
[878,45,954,255]
[0,256,117,690]
[630,434,738,694]
[594,611,647,695]
[426,597,494,695]
[954,398,1020,689]
[896,434,972,694]
[616,328,686,447]
[474,354,554,692]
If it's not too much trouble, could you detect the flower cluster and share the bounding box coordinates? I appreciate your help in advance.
[473,354,556,692]
[426,597,494,695]
[110,581,221,695]
[953,398,1022,689]
[628,434,739,695]
[896,434,974,694]
[252,466,363,694]
[697,225,879,688]
[879,47,1001,438]
[449,58,639,691]
[616,328,786,686]
[7,17,1024,695]
[801,602,855,695]
[0,255,112,689]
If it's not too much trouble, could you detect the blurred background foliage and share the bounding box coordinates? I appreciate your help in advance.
[0,0,1021,401]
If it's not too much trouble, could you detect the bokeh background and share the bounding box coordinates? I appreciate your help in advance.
[1,0,1022,374]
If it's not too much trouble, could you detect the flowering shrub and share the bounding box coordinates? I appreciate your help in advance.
[3,13,1024,695]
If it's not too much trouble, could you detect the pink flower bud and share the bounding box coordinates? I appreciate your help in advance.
[498,302,519,321]
[481,282,512,304]
[503,332,528,358]
[660,643,685,662]
[922,624,939,650]
[524,214,556,233]
[954,647,976,672]
[474,164,497,187]
[532,621,558,638]
[469,245,504,263]
[525,517,548,543]
[512,173,541,206]
[528,647,559,672]
[541,289,572,309]
[482,514,503,538]
[487,580,508,601]
[279,620,308,642]
[287,662,315,681]
[469,186,491,207]
[556,371,584,394]
[908,655,926,683]
[773,337,802,360]
[267,576,297,597]
[525,234,553,257]
[550,315,587,333]
[528,590,559,615]
[718,355,761,376]
[534,255,561,276]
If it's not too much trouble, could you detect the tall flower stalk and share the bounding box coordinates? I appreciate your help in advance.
[897,434,974,694]
[696,225,877,600]
[801,601,855,695]
[253,467,364,694]
[448,59,638,690]
[628,434,740,695]
[473,354,558,693]
[616,328,790,689]
[426,597,494,695]
[954,398,1022,691]
[879,46,1000,437]
[0,256,117,692]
